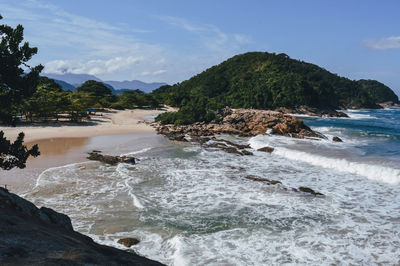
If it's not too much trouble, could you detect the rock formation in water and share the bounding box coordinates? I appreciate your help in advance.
[0,187,164,265]
[118,238,140,248]
[156,108,326,141]
[87,150,136,165]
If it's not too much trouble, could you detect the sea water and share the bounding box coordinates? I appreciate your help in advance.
[25,108,400,265]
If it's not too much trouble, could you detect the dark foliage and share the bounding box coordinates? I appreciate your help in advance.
[114,89,160,109]
[0,131,39,170]
[0,14,43,125]
[76,80,112,97]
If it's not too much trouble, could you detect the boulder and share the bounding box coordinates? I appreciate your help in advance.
[117,237,140,248]
[332,136,343,142]
[87,151,136,165]
[244,175,282,185]
[119,156,136,164]
[257,146,274,153]
[298,186,324,196]
[202,139,253,156]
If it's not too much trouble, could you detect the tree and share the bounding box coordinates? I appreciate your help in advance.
[23,83,71,121]
[0,14,43,125]
[76,80,112,97]
[68,92,96,122]
[0,131,39,170]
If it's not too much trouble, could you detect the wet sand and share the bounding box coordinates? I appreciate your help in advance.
[0,133,164,194]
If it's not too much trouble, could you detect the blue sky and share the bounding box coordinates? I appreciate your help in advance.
[0,0,399,96]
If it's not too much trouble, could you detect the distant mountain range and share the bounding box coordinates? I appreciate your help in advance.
[43,73,167,93]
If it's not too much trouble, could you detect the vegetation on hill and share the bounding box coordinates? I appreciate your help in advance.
[76,80,113,96]
[153,52,399,124]
[356,79,399,104]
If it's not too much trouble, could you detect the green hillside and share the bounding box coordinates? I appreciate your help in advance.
[153,52,399,124]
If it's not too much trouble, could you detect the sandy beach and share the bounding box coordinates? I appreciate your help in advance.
[0,108,170,193]
[0,108,169,142]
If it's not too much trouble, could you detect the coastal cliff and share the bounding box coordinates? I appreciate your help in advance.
[0,187,163,266]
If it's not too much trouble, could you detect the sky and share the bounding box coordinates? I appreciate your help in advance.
[0,0,399,96]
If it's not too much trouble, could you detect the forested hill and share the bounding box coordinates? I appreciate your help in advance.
[153,52,398,113]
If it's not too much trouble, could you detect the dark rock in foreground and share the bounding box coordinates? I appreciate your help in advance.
[156,108,326,141]
[0,188,163,266]
[87,150,136,165]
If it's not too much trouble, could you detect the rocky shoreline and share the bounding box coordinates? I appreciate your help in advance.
[0,187,164,266]
[377,101,400,108]
[275,105,349,117]
[155,108,327,142]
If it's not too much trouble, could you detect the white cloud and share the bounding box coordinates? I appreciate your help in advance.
[0,1,252,83]
[45,56,143,75]
[160,16,206,32]
[363,36,400,50]
[153,69,167,75]
[159,15,252,52]
[139,70,167,76]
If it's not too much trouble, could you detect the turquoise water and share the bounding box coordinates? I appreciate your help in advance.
[302,107,400,160]
[25,108,400,265]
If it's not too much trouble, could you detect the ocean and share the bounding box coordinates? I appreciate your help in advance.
[24,107,400,265]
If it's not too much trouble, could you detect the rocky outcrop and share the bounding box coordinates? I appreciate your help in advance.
[186,136,253,156]
[156,108,326,141]
[0,187,163,265]
[87,151,136,165]
[275,105,349,117]
[377,101,400,108]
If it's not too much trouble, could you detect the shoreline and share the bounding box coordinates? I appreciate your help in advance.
[0,108,169,194]
[0,132,165,194]
[0,108,168,142]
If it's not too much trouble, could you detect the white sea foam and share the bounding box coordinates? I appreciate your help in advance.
[33,162,89,189]
[288,113,314,118]
[342,109,377,119]
[346,113,376,119]
[126,179,144,209]
[168,236,189,266]
[120,147,152,157]
[273,147,400,184]
[23,128,400,265]
[115,163,145,209]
